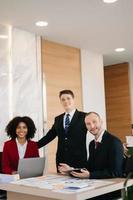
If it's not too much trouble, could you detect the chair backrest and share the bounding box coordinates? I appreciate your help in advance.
[0,152,2,173]
[125,156,133,175]
[0,153,7,200]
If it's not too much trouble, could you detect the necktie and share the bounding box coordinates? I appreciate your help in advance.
[95,141,99,149]
[64,114,70,134]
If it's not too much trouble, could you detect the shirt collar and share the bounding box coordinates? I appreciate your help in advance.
[16,138,27,146]
[95,130,105,143]
[65,108,76,119]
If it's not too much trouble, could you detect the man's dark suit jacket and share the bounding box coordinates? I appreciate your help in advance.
[87,131,124,179]
[38,110,87,168]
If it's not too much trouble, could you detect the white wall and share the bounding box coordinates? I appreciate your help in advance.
[80,49,106,122]
[11,28,44,141]
[0,25,10,147]
[0,26,45,151]
[80,49,106,158]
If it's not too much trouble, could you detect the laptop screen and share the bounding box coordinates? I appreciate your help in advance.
[17,157,45,179]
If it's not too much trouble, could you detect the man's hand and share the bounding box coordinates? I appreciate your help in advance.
[58,163,72,175]
[71,168,90,178]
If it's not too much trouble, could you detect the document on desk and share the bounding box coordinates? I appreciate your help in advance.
[0,173,20,183]
[11,175,72,189]
[64,181,94,189]
[53,179,115,194]
[11,174,114,193]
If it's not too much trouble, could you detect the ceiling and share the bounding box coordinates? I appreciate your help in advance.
[0,0,132,66]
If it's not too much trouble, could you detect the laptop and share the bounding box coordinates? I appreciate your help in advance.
[18,157,45,179]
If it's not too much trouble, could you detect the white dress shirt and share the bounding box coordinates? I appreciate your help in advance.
[16,138,27,159]
[86,130,105,158]
[63,109,76,128]
[95,130,105,143]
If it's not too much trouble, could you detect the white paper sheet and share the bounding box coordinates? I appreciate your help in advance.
[0,173,20,183]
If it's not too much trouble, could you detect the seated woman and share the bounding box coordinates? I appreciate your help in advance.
[2,116,39,174]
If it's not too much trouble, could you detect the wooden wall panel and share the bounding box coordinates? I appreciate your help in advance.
[104,62,132,142]
[41,40,82,172]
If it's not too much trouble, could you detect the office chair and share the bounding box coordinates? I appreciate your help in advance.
[122,155,133,200]
[0,152,7,200]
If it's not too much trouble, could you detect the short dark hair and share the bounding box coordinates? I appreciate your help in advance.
[86,112,100,119]
[5,116,37,140]
[59,90,74,98]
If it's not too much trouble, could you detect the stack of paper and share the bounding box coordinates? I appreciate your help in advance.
[64,182,92,189]
[0,173,20,183]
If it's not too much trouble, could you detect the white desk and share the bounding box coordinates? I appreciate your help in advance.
[0,175,133,200]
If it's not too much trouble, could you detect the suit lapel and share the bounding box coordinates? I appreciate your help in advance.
[58,113,65,134]
[13,140,19,160]
[101,131,107,143]
[24,141,29,157]
[95,131,107,152]
[90,132,106,153]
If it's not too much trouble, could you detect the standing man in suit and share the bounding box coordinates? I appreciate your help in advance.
[37,90,87,169]
[59,112,124,179]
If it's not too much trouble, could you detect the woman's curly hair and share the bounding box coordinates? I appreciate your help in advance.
[5,116,37,140]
